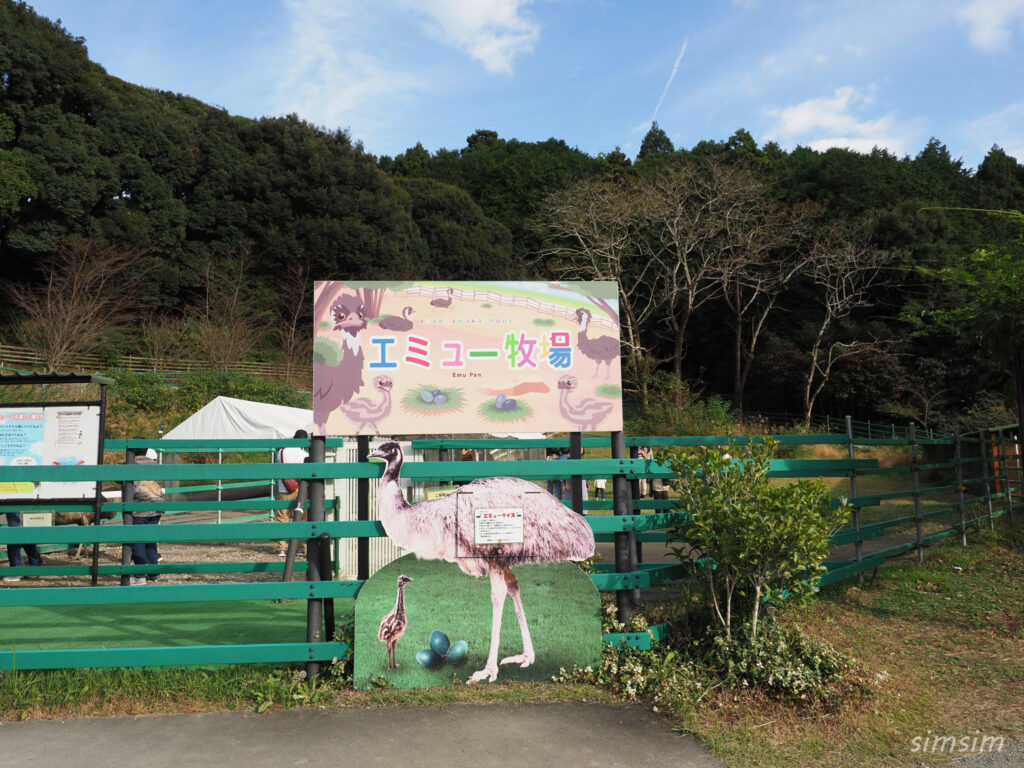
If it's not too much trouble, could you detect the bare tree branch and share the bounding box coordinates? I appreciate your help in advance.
[3,239,152,372]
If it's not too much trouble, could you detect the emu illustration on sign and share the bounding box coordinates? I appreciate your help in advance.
[369,442,595,683]
[312,291,367,435]
[312,281,623,436]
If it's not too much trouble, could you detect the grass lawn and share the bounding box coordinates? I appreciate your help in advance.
[679,524,1024,767]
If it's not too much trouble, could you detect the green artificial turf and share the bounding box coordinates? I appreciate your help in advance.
[354,554,601,689]
[3,599,354,651]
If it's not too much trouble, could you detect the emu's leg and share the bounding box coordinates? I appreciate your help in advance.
[500,568,535,668]
[468,569,508,684]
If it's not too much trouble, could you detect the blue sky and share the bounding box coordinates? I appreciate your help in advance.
[25,0,1024,169]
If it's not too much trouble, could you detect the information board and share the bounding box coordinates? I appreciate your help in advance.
[0,405,101,501]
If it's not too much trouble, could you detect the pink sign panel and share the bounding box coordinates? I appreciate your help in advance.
[312,281,622,436]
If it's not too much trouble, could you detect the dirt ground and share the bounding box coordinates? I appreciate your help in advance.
[4,510,292,588]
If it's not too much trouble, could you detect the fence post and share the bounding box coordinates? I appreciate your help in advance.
[979,431,996,532]
[611,431,633,624]
[910,422,923,562]
[1013,433,1024,520]
[570,432,584,515]
[627,443,641,608]
[357,436,370,582]
[305,435,327,680]
[955,428,967,547]
[216,448,223,525]
[120,444,136,587]
[998,430,1013,524]
[845,416,862,583]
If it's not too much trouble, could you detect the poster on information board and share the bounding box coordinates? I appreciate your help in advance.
[312,281,623,436]
[0,405,101,500]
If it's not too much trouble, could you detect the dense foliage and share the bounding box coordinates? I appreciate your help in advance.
[2,0,1022,428]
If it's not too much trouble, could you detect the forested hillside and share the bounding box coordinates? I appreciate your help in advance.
[1,0,1022,431]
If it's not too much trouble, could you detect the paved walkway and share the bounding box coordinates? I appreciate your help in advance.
[0,701,724,768]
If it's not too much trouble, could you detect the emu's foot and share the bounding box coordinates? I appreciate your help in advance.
[467,664,498,684]
[500,652,535,669]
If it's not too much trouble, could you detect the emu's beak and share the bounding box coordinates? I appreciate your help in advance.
[368,448,386,462]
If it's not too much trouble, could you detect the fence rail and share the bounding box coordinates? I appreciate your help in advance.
[0,343,298,383]
[1,422,1021,672]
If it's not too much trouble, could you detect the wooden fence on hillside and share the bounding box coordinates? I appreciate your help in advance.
[0,343,298,384]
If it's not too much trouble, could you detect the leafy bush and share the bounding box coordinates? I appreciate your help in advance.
[109,368,174,412]
[625,372,734,436]
[556,598,859,710]
[665,439,849,640]
[175,371,308,412]
[553,599,703,713]
[699,621,853,703]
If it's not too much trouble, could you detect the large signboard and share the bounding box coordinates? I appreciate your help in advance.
[0,405,101,500]
[313,281,623,436]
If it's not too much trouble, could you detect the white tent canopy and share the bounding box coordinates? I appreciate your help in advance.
[163,396,313,441]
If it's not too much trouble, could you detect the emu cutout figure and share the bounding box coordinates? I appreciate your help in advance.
[369,442,594,683]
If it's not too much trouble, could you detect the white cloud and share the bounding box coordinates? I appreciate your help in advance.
[965,101,1024,160]
[402,0,540,75]
[274,0,425,131]
[273,0,538,134]
[956,0,1024,52]
[764,86,911,155]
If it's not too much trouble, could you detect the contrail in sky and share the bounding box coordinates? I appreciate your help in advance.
[651,38,688,123]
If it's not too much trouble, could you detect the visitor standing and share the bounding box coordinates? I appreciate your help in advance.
[3,512,41,582]
[276,430,309,557]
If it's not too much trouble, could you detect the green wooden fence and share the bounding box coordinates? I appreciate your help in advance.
[1,425,1021,672]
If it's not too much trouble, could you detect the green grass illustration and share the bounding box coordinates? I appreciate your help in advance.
[399,385,466,415]
[354,554,601,689]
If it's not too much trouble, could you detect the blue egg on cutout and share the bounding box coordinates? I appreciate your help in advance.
[433,392,447,404]
[494,393,507,408]
[429,629,451,656]
[419,390,434,403]
[416,648,444,668]
[447,640,468,666]
[501,398,517,411]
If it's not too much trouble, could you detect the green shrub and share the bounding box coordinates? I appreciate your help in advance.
[699,621,853,703]
[624,372,734,437]
[665,439,849,640]
[109,368,174,412]
[175,371,307,412]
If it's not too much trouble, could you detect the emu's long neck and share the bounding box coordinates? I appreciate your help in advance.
[394,584,406,614]
[379,458,413,534]
[378,457,447,557]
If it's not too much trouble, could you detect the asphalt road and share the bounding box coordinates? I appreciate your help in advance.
[0,701,724,768]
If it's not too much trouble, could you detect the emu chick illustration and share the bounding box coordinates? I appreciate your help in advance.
[378,574,413,669]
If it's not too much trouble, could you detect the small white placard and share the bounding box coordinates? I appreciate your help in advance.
[474,507,524,546]
[21,512,53,527]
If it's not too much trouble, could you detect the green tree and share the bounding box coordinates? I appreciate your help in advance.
[923,211,1024,439]
[0,114,36,217]
[636,121,674,163]
[666,440,848,641]
[395,176,514,279]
